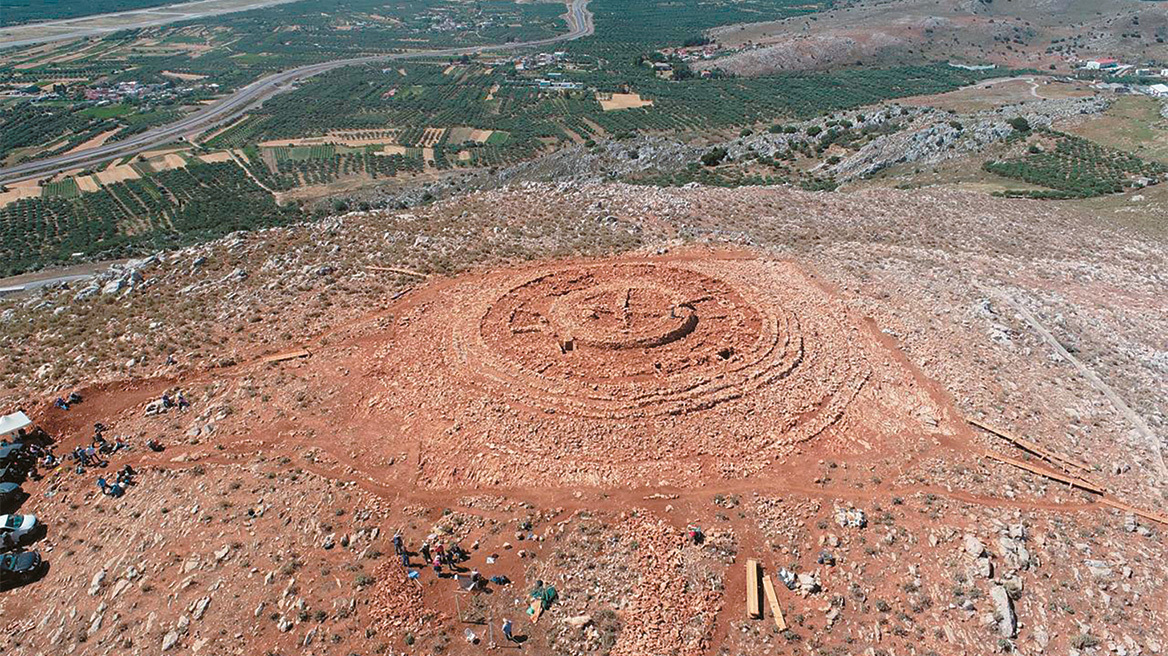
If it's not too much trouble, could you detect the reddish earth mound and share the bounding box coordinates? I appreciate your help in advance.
[345,253,940,489]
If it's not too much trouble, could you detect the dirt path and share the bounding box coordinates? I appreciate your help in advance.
[226,149,275,194]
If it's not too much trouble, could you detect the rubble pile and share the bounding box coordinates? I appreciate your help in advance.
[608,513,723,656]
[368,561,433,639]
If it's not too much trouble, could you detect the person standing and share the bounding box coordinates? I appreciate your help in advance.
[393,532,404,556]
[502,618,514,643]
[420,541,431,564]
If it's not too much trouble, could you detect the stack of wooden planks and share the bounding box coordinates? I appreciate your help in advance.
[746,559,786,631]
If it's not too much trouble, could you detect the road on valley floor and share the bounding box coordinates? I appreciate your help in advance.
[0,0,593,186]
[0,0,301,49]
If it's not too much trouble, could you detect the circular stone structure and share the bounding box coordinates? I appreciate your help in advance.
[366,256,892,487]
[457,263,802,418]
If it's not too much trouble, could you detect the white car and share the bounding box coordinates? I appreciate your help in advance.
[0,514,37,547]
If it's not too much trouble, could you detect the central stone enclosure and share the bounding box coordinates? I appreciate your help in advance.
[547,281,698,352]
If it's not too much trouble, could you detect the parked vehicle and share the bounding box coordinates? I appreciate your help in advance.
[0,550,44,589]
[0,483,21,511]
[0,514,38,547]
[0,442,28,465]
[0,463,26,484]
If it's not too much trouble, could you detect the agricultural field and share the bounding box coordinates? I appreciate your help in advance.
[0,0,569,165]
[0,0,568,93]
[0,0,1024,275]
[1058,96,1168,165]
[983,128,1167,199]
[238,142,426,191]
[225,54,1002,179]
[42,177,79,198]
[0,101,125,166]
[0,161,299,275]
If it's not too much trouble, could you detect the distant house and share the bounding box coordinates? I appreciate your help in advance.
[536,78,580,90]
[1085,58,1119,70]
[1147,83,1168,97]
[949,62,997,71]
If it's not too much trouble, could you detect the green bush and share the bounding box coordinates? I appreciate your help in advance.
[701,147,728,167]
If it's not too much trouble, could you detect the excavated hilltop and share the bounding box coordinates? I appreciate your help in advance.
[0,182,1165,656]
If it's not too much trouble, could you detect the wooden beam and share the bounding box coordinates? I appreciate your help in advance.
[982,451,1103,494]
[261,349,310,363]
[1100,497,1168,526]
[969,418,1100,483]
[762,574,786,631]
[746,559,762,619]
[984,447,1168,528]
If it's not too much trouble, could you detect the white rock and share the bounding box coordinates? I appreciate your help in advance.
[990,585,1017,638]
[963,534,986,558]
[192,597,211,621]
[88,570,106,596]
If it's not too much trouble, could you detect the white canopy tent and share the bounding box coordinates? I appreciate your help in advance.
[0,411,32,438]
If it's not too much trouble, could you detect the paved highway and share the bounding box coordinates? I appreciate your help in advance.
[0,0,593,186]
[0,0,302,49]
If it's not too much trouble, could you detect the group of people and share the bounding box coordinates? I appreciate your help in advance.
[52,392,83,411]
[96,465,135,498]
[160,392,189,412]
[4,435,52,479]
[64,423,130,474]
[394,532,475,576]
[391,531,528,645]
[394,533,514,588]
[86,421,143,498]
